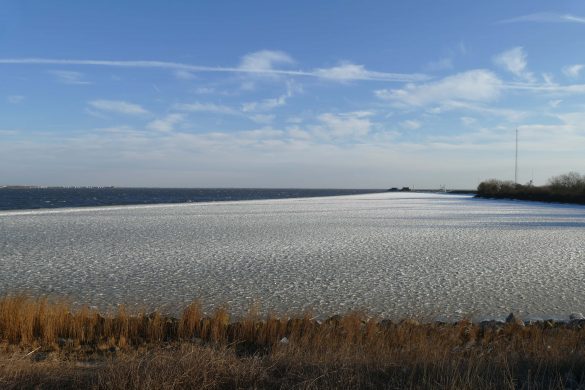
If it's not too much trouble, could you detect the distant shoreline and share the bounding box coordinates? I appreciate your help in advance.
[475,193,585,205]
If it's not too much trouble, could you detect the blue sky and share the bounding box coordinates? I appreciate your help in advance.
[2,1,585,188]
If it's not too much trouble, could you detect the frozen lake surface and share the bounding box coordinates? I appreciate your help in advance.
[1,192,585,320]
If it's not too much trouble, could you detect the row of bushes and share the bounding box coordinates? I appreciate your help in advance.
[477,172,585,204]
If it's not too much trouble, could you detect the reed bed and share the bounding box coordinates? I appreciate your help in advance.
[1,294,585,389]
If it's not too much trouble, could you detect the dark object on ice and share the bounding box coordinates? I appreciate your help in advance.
[387,187,399,192]
[400,187,411,192]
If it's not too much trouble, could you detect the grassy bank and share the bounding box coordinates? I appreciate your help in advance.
[476,172,585,205]
[1,295,585,389]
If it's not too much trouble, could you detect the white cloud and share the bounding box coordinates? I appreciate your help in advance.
[314,62,428,82]
[556,111,585,127]
[542,73,555,85]
[173,102,239,115]
[287,116,303,124]
[239,127,285,139]
[3,118,585,188]
[242,95,287,112]
[88,100,149,115]
[493,47,534,81]
[347,111,375,118]
[565,15,585,23]
[241,80,298,112]
[314,112,372,139]
[375,69,502,107]
[499,13,585,24]
[249,114,275,124]
[314,63,376,81]
[503,81,585,94]
[548,99,562,108]
[429,101,526,121]
[49,70,91,85]
[287,127,312,140]
[239,81,256,91]
[562,64,584,78]
[146,114,184,132]
[460,117,476,126]
[7,95,24,104]
[238,50,294,71]
[400,120,421,130]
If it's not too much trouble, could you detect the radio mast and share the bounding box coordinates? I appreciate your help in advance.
[514,128,518,184]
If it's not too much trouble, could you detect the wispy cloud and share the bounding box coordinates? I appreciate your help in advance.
[314,62,428,82]
[49,70,91,85]
[241,80,299,112]
[173,102,240,115]
[147,113,184,132]
[460,117,476,126]
[242,95,287,112]
[0,55,428,83]
[249,114,275,124]
[499,12,585,24]
[375,69,502,107]
[287,127,312,140]
[239,50,294,71]
[493,47,534,81]
[88,99,149,115]
[238,127,285,140]
[312,112,372,139]
[562,64,584,78]
[400,120,422,130]
[542,73,555,85]
[429,101,526,121]
[503,81,585,94]
[6,95,24,104]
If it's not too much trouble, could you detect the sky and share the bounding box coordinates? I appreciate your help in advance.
[1,1,585,188]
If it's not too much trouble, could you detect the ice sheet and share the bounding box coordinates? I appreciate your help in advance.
[1,192,584,320]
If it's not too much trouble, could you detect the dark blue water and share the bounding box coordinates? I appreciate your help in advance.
[0,188,384,211]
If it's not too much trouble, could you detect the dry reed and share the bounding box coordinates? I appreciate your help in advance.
[1,294,585,389]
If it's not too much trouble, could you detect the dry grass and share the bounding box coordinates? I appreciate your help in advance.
[1,295,585,389]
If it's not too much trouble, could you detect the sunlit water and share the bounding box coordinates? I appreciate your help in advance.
[1,192,584,320]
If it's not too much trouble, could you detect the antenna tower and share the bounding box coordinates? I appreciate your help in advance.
[514,128,518,184]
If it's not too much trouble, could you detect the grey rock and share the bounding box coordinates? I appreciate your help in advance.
[570,313,585,321]
[379,319,394,328]
[505,312,524,326]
